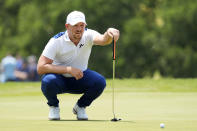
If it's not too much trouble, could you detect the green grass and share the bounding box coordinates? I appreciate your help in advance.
[0,78,197,131]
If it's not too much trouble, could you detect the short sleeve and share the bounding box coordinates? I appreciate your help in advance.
[42,38,57,60]
[86,29,100,45]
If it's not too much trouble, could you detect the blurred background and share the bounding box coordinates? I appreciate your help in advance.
[0,0,197,82]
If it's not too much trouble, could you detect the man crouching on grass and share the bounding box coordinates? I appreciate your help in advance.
[37,10,120,120]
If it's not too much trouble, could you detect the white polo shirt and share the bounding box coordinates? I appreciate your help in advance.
[42,28,100,77]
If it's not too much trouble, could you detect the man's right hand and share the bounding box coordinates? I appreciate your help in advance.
[67,66,83,80]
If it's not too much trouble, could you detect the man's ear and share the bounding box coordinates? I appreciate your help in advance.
[65,24,69,29]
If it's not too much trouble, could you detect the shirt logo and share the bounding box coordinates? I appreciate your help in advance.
[79,44,84,48]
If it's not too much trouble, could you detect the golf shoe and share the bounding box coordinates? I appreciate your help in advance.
[49,106,60,120]
[73,104,88,120]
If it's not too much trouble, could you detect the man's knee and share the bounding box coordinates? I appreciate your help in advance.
[41,74,57,92]
[95,75,106,91]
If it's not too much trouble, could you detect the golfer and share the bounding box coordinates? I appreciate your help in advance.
[37,10,120,120]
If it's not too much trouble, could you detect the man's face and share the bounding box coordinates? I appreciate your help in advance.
[66,22,86,40]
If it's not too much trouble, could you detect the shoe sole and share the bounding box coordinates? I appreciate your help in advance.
[73,108,88,120]
[49,118,60,121]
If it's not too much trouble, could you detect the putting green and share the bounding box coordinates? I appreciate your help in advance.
[0,79,197,131]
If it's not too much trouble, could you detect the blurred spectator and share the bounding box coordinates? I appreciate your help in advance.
[1,54,17,82]
[16,54,24,71]
[27,55,39,81]
[14,59,29,81]
[0,54,40,83]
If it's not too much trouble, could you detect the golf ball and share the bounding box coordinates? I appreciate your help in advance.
[160,123,165,128]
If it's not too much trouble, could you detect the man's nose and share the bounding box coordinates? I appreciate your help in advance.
[76,26,82,30]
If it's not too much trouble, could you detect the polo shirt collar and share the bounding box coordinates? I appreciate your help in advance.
[64,31,72,42]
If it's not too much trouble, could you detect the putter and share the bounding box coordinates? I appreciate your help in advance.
[111,39,121,122]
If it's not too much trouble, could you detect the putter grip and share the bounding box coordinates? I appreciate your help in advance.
[113,40,116,60]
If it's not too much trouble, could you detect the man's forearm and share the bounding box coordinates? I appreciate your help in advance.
[93,32,113,46]
[93,28,119,46]
[37,64,70,75]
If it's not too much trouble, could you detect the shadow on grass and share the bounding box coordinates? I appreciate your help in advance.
[51,119,135,123]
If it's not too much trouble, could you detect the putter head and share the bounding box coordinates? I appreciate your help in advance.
[111,118,121,122]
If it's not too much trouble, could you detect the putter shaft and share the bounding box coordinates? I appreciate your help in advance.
[112,59,116,119]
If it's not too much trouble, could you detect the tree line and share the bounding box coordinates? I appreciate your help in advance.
[0,0,197,78]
